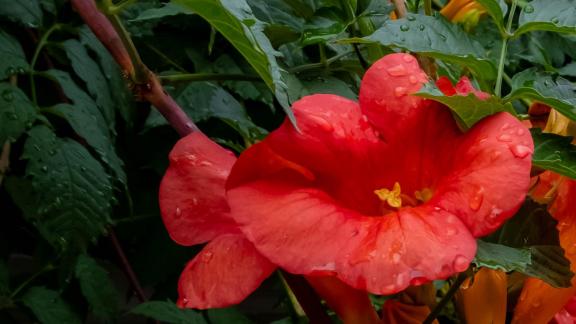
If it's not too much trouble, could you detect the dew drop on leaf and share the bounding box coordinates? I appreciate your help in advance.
[2,89,14,102]
[400,24,410,32]
[524,5,534,13]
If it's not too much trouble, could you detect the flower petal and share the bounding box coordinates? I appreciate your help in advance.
[227,174,476,295]
[177,234,276,309]
[358,53,431,141]
[431,112,533,236]
[159,132,237,246]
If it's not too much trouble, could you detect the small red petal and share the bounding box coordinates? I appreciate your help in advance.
[177,234,276,309]
[159,132,237,246]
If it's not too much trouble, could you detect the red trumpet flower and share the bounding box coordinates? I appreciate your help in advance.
[160,53,533,309]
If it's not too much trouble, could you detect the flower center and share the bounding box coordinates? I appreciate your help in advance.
[374,182,433,211]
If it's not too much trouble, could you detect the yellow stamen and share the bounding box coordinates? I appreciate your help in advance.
[415,188,434,203]
[374,182,402,208]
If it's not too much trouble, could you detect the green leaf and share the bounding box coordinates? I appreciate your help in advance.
[487,198,560,248]
[524,245,574,288]
[505,68,576,122]
[21,126,114,251]
[42,70,126,185]
[415,82,514,128]
[474,240,532,272]
[62,39,115,128]
[559,62,576,77]
[146,82,267,141]
[0,260,8,295]
[130,2,193,21]
[78,26,134,126]
[514,0,576,37]
[174,0,297,128]
[475,0,507,33]
[212,54,273,104]
[75,254,121,320]
[131,301,206,324]
[0,83,37,144]
[475,241,573,288]
[354,14,497,80]
[0,0,43,27]
[0,30,30,80]
[531,129,576,179]
[22,287,81,324]
[207,307,254,324]
[302,15,347,45]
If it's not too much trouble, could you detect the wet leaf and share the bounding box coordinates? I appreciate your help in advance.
[22,287,81,324]
[0,83,37,144]
[0,0,43,27]
[514,0,576,37]
[131,301,206,324]
[0,30,30,80]
[415,82,514,128]
[75,255,121,320]
[531,129,576,180]
[475,0,507,33]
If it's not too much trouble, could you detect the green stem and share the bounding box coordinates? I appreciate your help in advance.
[495,0,517,97]
[319,43,328,68]
[30,24,63,105]
[145,43,187,73]
[159,73,262,83]
[424,0,433,15]
[494,39,508,97]
[108,0,137,15]
[106,13,149,83]
[289,50,355,73]
[423,271,469,324]
[10,263,55,299]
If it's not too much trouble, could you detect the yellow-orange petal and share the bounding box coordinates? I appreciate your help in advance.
[455,268,507,324]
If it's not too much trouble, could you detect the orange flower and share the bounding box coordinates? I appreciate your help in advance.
[441,0,487,29]
[456,268,507,324]
[513,109,576,323]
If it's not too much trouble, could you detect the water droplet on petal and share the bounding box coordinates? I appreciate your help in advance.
[509,144,533,158]
[453,255,469,272]
[532,300,542,308]
[400,24,410,32]
[516,128,525,136]
[181,298,189,306]
[396,273,406,286]
[394,86,407,97]
[387,64,407,76]
[445,227,458,236]
[500,123,510,131]
[308,115,334,132]
[409,75,418,84]
[402,55,415,63]
[524,5,534,13]
[199,160,213,167]
[202,252,213,262]
[391,253,401,264]
[175,207,182,218]
[497,134,513,142]
[469,187,484,211]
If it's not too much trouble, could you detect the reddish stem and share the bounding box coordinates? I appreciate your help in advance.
[70,0,197,137]
[70,0,134,74]
[108,227,147,303]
